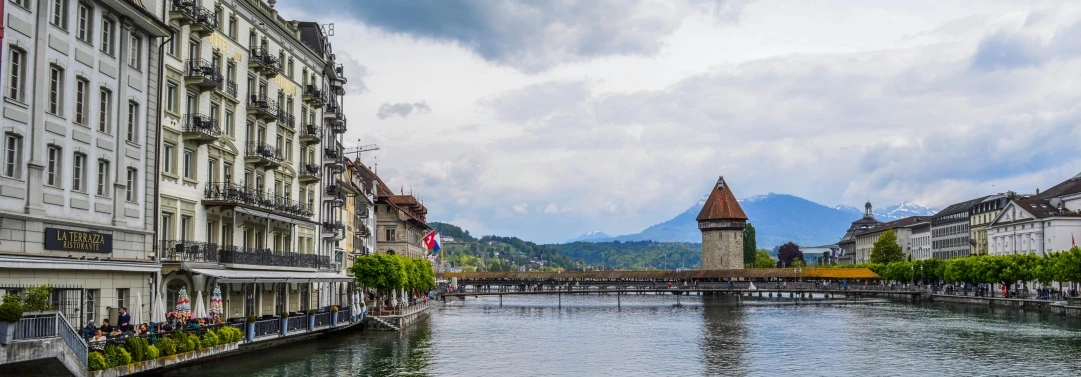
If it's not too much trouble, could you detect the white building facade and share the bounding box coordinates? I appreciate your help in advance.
[0,0,168,329]
[154,0,350,319]
[988,175,1081,256]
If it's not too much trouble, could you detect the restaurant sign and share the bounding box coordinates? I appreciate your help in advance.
[44,227,112,253]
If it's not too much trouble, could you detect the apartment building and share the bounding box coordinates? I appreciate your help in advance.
[0,0,168,328]
[853,216,930,261]
[931,196,987,260]
[154,0,349,319]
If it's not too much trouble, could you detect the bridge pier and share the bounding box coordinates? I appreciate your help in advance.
[558,293,562,309]
[617,292,621,308]
[500,295,503,307]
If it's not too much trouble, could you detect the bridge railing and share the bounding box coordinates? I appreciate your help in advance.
[452,280,925,294]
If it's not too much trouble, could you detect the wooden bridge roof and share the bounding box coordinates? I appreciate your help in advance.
[444,268,880,280]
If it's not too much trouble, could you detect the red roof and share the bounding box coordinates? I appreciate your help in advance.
[696,176,748,221]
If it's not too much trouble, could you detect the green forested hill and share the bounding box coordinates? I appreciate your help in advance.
[549,241,702,270]
[429,222,477,242]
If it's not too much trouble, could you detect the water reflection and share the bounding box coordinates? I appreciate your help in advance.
[700,296,746,375]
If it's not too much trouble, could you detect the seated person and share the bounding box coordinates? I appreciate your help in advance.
[99,319,114,335]
[138,323,150,335]
[81,320,97,340]
[186,319,201,329]
[90,329,106,342]
[161,322,174,332]
[108,328,123,338]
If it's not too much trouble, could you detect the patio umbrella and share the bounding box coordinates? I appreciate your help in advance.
[153,293,166,323]
[176,287,191,319]
[193,290,207,319]
[131,292,142,327]
[209,285,223,319]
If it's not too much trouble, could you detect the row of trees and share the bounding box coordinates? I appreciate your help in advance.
[829,246,1081,288]
[351,254,436,292]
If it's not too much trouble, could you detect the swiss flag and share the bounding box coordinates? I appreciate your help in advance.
[423,231,441,252]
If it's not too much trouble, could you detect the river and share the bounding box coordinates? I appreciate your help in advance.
[161,294,1081,376]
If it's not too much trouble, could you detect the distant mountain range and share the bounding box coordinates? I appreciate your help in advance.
[565,193,938,249]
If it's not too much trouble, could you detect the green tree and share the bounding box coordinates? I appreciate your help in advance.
[869,230,905,264]
[351,254,408,291]
[743,223,757,266]
[754,250,775,268]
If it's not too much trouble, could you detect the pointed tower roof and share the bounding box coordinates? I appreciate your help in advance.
[696,176,748,222]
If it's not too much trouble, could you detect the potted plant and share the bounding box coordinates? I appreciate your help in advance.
[0,298,22,345]
[280,311,289,336]
[331,306,339,326]
[245,315,257,342]
[307,309,316,331]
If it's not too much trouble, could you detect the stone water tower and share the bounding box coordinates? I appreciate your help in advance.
[697,176,748,270]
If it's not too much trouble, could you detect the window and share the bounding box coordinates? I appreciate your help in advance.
[98,88,111,133]
[116,289,128,310]
[52,0,69,29]
[84,289,98,326]
[223,162,232,183]
[125,168,136,202]
[188,39,199,62]
[226,62,236,84]
[72,153,86,192]
[167,29,177,56]
[288,59,294,79]
[285,140,292,161]
[208,158,218,182]
[162,142,174,174]
[181,215,191,240]
[183,148,193,179]
[96,159,109,197]
[224,110,234,136]
[210,103,219,123]
[214,7,223,29]
[165,82,177,113]
[49,66,63,115]
[127,102,138,142]
[276,135,282,153]
[385,228,396,242]
[7,48,26,101]
[129,34,141,68]
[186,91,196,113]
[284,183,291,201]
[77,4,92,43]
[161,213,172,239]
[228,16,237,39]
[3,134,22,178]
[75,78,88,124]
[101,19,114,55]
[46,146,61,187]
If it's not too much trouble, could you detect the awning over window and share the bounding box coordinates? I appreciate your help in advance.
[187,268,353,283]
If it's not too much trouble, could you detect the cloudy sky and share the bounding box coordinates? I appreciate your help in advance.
[278,0,1081,243]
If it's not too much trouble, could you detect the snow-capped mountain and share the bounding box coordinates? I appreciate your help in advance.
[833,201,938,221]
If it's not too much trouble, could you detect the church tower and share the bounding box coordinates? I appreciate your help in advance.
[697,176,748,270]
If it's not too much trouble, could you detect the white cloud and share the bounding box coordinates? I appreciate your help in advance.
[277,1,1081,243]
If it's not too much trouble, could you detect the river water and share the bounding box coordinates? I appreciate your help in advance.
[165,294,1081,376]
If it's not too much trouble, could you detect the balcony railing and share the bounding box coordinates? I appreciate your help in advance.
[278,111,295,129]
[324,147,341,160]
[160,240,219,262]
[330,115,347,134]
[184,59,223,88]
[204,182,314,218]
[304,85,326,107]
[247,95,279,120]
[325,100,340,115]
[171,0,217,33]
[299,163,321,182]
[219,246,332,269]
[249,48,281,76]
[245,142,283,166]
[300,124,321,143]
[322,221,346,239]
[181,113,221,141]
[325,184,346,205]
[222,80,238,99]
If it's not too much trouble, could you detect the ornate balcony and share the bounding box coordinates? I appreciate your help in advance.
[325,184,346,205]
[277,111,295,129]
[184,59,223,88]
[329,81,344,96]
[355,206,369,219]
[245,142,283,167]
[181,113,221,143]
[170,0,217,37]
[328,114,347,134]
[219,80,238,100]
[321,221,346,241]
[299,124,321,144]
[324,148,343,171]
[355,225,371,238]
[248,48,280,77]
[247,95,279,121]
[219,246,331,269]
[299,163,321,183]
[160,240,219,262]
[303,85,326,108]
[203,182,315,219]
